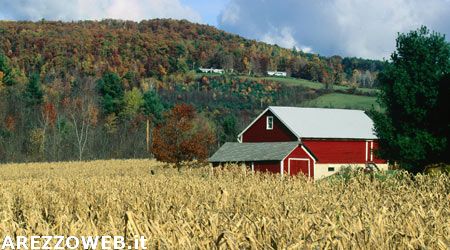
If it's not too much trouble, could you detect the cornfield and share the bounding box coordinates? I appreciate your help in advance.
[0,159,449,249]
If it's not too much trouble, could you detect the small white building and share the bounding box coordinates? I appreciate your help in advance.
[267,71,287,77]
[199,68,224,74]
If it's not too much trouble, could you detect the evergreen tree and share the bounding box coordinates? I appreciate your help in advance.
[372,26,450,173]
[142,89,164,123]
[0,52,16,87]
[220,114,237,143]
[96,72,124,115]
[23,73,43,108]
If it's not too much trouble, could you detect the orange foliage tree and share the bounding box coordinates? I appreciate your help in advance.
[152,104,216,166]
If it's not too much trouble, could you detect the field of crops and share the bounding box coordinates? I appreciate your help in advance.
[0,160,449,249]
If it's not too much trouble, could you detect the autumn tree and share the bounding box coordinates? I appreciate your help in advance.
[372,27,450,173]
[68,77,99,161]
[120,88,144,119]
[39,102,57,159]
[152,104,215,167]
[242,56,251,75]
[329,56,344,85]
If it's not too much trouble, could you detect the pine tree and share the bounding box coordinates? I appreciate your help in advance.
[96,72,124,115]
[0,52,16,87]
[142,89,164,122]
[23,73,43,108]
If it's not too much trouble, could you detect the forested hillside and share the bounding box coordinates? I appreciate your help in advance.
[0,19,383,85]
[0,19,383,162]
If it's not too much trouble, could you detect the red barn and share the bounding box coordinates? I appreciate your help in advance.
[209,106,388,179]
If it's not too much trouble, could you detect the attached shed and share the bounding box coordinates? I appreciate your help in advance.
[209,142,316,177]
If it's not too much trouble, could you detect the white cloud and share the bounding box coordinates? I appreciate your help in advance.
[218,0,450,59]
[261,27,298,49]
[219,2,240,25]
[260,26,313,53]
[0,0,201,22]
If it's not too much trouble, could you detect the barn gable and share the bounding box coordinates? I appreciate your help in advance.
[240,110,297,142]
[282,145,317,177]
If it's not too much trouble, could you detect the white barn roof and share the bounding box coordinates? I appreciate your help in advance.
[239,106,378,140]
[270,106,377,139]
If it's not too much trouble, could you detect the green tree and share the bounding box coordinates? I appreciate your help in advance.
[220,114,237,143]
[142,89,164,154]
[97,72,124,115]
[372,26,450,173]
[121,88,144,119]
[142,89,164,122]
[0,52,16,87]
[23,73,43,108]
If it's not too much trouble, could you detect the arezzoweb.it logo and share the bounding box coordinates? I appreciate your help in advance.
[1,236,147,250]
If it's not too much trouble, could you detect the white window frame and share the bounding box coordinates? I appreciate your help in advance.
[266,116,274,130]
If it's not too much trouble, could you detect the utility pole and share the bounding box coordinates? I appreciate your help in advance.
[146,118,150,153]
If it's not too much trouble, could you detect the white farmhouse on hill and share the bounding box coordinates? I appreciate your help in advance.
[199,68,224,74]
[267,71,287,77]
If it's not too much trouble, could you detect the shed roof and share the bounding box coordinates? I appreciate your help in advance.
[209,141,298,163]
[239,106,377,140]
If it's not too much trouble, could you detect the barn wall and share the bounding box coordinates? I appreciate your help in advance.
[303,139,386,164]
[253,161,281,174]
[315,163,389,179]
[315,164,364,179]
[283,146,314,177]
[242,110,297,142]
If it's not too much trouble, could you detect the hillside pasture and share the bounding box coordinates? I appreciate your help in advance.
[243,76,378,94]
[301,93,380,111]
[196,74,378,94]
[0,160,448,249]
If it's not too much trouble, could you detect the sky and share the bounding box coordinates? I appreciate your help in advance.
[0,0,449,59]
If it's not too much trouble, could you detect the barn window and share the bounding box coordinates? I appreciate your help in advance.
[328,167,335,172]
[266,116,273,130]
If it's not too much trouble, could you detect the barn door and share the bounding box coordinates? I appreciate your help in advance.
[289,158,310,177]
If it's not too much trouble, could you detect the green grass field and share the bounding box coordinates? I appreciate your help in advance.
[302,93,381,111]
[243,76,378,94]
[196,73,378,94]
[195,73,380,111]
